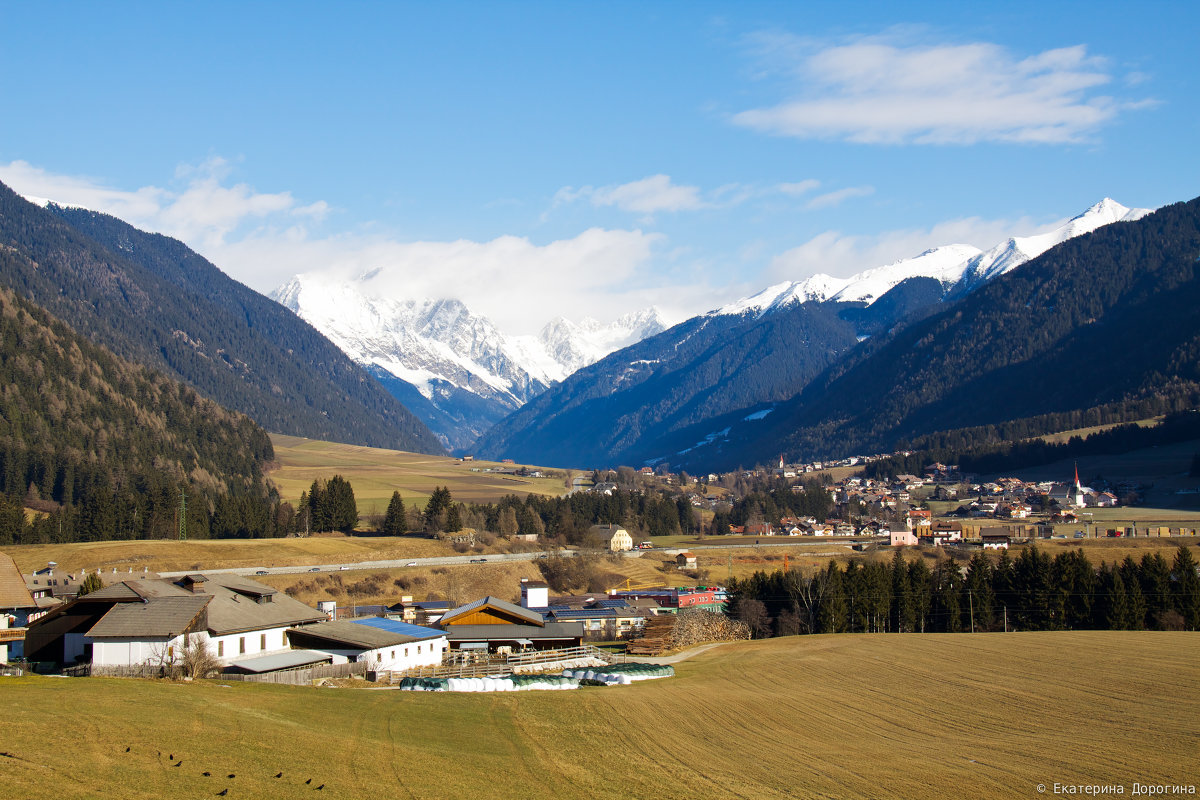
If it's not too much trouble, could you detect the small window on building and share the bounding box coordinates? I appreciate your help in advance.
[239,637,246,654]
[261,633,267,650]
[404,647,409,657]
[417,645,421,654]
[217,640,224,657]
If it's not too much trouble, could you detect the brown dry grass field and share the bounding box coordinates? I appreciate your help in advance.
[6,535,1197,611]
[1,534,458,576]
[2,631,1196,800]
[267,433,569,514]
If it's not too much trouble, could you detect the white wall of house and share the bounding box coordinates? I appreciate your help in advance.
[91,634,186,667]
[608,530,633,551]
[356,636,447,672]
[88,625,297,667]
[206,626,294,664]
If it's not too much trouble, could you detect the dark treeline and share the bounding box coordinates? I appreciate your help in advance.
[0,285,291,545]
[299,476,358,534]
[458,488,699,543]
[726,545,1200,637]
[865,408,1200,481]
[710,479,835,533]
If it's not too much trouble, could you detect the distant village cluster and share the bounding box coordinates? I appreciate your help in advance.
[591,453,1133,543]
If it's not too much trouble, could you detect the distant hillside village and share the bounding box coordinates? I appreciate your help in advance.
[581,452,1144,546]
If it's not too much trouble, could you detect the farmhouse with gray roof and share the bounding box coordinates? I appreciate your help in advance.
[25,574,326,671]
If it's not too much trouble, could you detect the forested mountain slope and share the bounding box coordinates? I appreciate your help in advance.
[0,181,443,454]
[473,299,868,467]
[0,285,284,543]
[474,200,1149,470]
[692,196,1200,469]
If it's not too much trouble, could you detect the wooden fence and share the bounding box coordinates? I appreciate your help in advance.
[64,660,367,685]
[377,644,623,683]
[221,661,366,685]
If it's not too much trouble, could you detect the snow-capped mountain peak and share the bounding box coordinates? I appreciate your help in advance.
[271,273,667,449]
[960,198,1151,288]
[713,243,982,318]
[714,199,1153,319]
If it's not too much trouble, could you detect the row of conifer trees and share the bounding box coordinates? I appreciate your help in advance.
[726,545,1200,637]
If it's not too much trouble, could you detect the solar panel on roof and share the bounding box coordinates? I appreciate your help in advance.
[349,616,443,639]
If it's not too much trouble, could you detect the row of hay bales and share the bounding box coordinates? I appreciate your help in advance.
[397,663,674,692]
[399,675,581,692]
[509,656,608,674]
[563,663,675,685]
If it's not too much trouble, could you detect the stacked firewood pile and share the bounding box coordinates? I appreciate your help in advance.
[669,609,751,650]
[625,609,751,655]
[625,615,676,655]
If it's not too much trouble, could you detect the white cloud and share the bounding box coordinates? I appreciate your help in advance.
[777,179,820,196]
[766,213,1059,284]
[0,160,716,335]
[733,33,1146,145]
[553,174,828,221]
[805,185,874,210]
[0,158,315,250]
[234,227,671,335]
[556,174,707,215]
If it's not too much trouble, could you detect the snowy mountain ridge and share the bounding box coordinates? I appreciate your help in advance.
[271,274,667,448]
[714,198,1151,319]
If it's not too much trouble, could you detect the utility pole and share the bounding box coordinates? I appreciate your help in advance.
[178,488,187,540]
[969,590,975,633]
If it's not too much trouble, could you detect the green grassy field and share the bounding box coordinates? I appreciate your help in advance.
[2,632,1196,799]
[267,433,570,514]
[1035,416,1163,444]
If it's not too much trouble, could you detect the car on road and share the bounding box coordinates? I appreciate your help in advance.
[308,567,321,572]
[339,566,349,570]
[255,570,269,575]
[469,558,487,563]
[404,561,418,567]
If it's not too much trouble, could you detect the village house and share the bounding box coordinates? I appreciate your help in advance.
[1,553,39,662]
[675,552,698,570]
[24,574,327,671]
[588,523,633,552]
[436,596,584,653]
[981,531,1012,550]
[283,617,447,672]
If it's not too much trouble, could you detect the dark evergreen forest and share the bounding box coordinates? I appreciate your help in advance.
[727,545,1200,637]
[0,286,291,544]
[864,409,1200,480]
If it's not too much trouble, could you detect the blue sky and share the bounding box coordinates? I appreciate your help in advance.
[1,1,1196,334]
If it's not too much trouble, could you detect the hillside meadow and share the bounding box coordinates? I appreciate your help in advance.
[2,632,1197,800]
[267,433,569,514]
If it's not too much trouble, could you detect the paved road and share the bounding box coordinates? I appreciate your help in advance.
[158,538,880,579]
[158,550,565,579]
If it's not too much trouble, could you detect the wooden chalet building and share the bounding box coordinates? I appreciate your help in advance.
[436,596,583,653]
[0,553,38,662]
